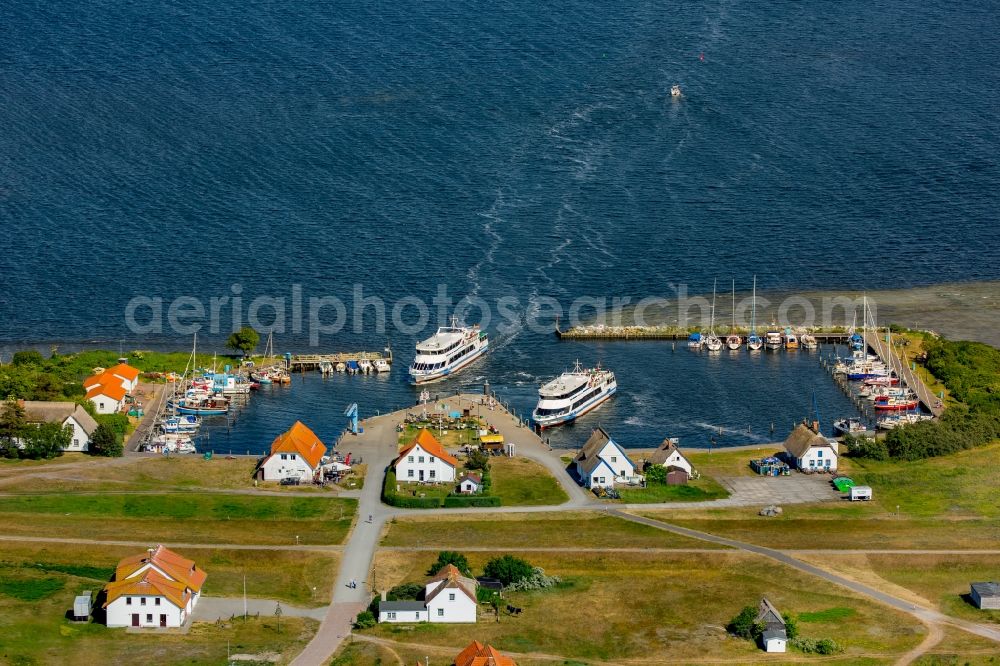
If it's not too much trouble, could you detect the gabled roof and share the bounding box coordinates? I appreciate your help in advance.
[85,382,127,401]
[426,565,477,604]
[115,545,207,592]
[575,427,634,475]
[647,438,691,467]
[783,424,836,459]
[106,363,141,382]
[378,600,426,612]
[756,597,785,625]
[578,455,617,479]
[396,429,458,467]
[972,582,1000,598]
[458,473,482,485]
[762,629,787,641]
[455,640,518,666]
[20,401,98,435]
[268,421,327,469]
[103,569,190,609]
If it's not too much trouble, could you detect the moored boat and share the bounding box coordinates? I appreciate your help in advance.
[800,333,818,349]
[832,417,870,437]
[764,330,783,350]
[784,329,800,350]
[532,362,617,429]
[408,317,489,384]
[373,359,391,373]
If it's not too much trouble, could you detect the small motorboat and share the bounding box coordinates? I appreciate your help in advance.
[373,359,391,373]
[358,359,373,374]
[764,331,783,350]
[784,330,800,350]
[687,332,703,349]
[346,360,360,375]
[800,333,818,349]
[671,84,682,97]
[833,417,869,437]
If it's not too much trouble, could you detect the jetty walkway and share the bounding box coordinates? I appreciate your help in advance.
[863,331,944,417]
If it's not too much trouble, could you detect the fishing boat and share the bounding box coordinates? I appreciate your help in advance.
[346,360,359,375]
[358,359,373,374]
[784,329,800,350]
[764,330,783,350]
[408,317,489,384]
[169,396,230,416]
[158,415,201,434]
[747,276,763,351]
[800,333,818,349]
[532,362,617,429]
[373,359,391,373]
[877,413,933,430]
[832,417,870,437]
[704,280,723,352]
[725,279,741,350]
[687,332,703,349]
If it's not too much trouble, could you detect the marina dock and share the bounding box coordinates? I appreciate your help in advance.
[863,331,944,417]
[556,325,850,342]
[288,349,392,371]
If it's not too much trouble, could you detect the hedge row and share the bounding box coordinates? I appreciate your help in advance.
[442,495,501,508]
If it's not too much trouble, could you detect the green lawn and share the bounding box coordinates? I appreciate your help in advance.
[0,493,357,545]
[367,550,924,663]
[686,446,784,478]
[381,511,726,550]
[489,457,569,506]
[617,476,729,503]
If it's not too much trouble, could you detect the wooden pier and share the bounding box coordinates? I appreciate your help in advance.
[556,326,851,342]
[863,331,944,417]
[288,350,392,371]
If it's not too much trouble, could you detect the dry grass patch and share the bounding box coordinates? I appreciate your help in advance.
[916,626,1000,665]
[364,550,924,663]
[687,446,785,478]
[380,511,725,550]
[489,456,569,506]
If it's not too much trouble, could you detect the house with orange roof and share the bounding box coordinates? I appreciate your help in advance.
[255,421,328,482]
[378,563,479,625]
[394,429,458,484]
[454,640,518,666]
[102,545,206,628]
[85,381,128,415]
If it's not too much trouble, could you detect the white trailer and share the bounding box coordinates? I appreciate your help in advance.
[849,485,873,501]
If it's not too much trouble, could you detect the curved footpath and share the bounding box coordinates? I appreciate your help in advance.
[289,395,1000,665]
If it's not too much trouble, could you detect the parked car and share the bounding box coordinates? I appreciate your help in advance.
[280,477,300,486]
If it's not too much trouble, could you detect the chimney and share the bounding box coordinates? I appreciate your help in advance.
[380,590,387,601]
[147,547,155,559]
[811,420,820,434]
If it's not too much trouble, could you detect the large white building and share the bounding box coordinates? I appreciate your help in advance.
[783,423,839,472]
[18,401,98,452]
[255,421,327,482]
[378,564,478,624]
[103,545,206,628]
[573,427,638,489]
[84,363,141,394]
[393,429,458,484]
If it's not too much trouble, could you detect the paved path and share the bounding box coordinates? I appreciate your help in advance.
[0,535,342,552]
[126,382,168,452]
[193,596,327,622]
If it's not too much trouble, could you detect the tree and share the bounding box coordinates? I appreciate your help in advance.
[483,555,534,587]
[0,399,26,458]
[644,464,666,484]
[30,373,64,401]
[387,582,423,600]
[427,551,472,577]
[89,423,123,457]
[465,449,491,471]
[226,326,260,356]
[727,606,764,640]
[781,612,799,640]
[20,422,69,460]
[353,610,376,629]
[11,350,44,367]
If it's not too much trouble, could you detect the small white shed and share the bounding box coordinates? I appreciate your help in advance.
[762,629,787,653]
[73,591,92,622]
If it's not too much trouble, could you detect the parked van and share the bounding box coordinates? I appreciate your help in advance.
[849,485,873,501]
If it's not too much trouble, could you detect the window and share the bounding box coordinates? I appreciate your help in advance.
[387,611,396,620]
[141,597,147,606]
[437,608,444,617]
[280,454,287,460]
[407,455,414,463]
[817,450,823,458]
[429,470,436,479]
[598,477,606,483]
[155,598,161,606]
[448,593,455,601]
[126,597,132,606]
[146,614,153,623]
[290,454,296,459]
[407,469,414,478]
[809,460,816,467]
[429,456,435,463]
[610,456,617,462]
[418,456,425,463]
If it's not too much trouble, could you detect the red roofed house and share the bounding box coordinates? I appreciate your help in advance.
[85,381,128,415]
[102,545,207,628]
[394,429,458,483]
[83,363,140,415]
[454,640,518,666]
[255,421,328,482]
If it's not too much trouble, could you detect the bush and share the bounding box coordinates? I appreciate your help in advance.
[442,495,501,508]
[95,413,130,439]
[727,605,764,640]
[505,567,561,591]
[20,422,69,459]
[89,423,123,457]
[791,637,841,654]
[465,449,490,471]
[483,555,534,587]
[11,351,44,367]
[842,434,888,460]
[353,610,376,629]
[387,582,424,600]
[644,464,666,484]
[782,612,799,640]
[426,551,471,577]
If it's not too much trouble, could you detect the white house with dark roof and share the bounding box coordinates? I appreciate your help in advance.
[377,600,427,623]
[971,582,1000,609]
[18,401,98,452]
[574,427,638,489]
[756,597,787,653]
[645,437,693,475]
[456,473,482,494]
[783,423,838,472]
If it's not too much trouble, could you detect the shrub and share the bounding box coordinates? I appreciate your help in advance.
[782,612,799,640]
[727,605,764,640]
[20,422,69,459]
[483,555,534,587]
[426,551,471,577]
[387,582,424,600]
[95,413,130,439]
[353,610,376,629]
[89,423,123,457]
[465,449,490,471]
[505,567,561,591]
[791,637,841,654]
[442,495,501,508]
[842,434,888,460]
[11,351,45,367]
[644,464,667,484]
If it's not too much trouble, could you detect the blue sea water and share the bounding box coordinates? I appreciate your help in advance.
[1,0,998,451]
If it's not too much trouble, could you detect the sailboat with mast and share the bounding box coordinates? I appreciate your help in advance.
[705,280,723,352]
[725,279,742,350]
[747,276,763,351]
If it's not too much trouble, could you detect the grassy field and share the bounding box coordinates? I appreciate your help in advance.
[488,456,569,506]
[0,492,357,545]
[617,475,730,503]
[915,626,1000,665]
[686,446,784,478]
[399,424,481,450]
[0,541,338,605]
[367,550,924,663]
[380,511,727,550]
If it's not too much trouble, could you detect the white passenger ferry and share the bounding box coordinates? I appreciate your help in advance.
[408,318,489,384]
[531,362,617,429]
